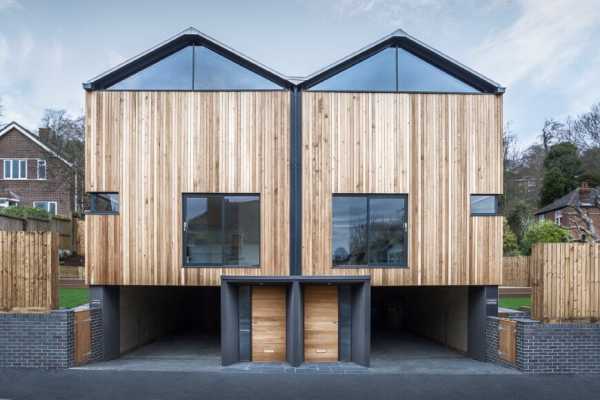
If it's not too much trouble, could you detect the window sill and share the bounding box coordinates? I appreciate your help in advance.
[332,264,408,269]
[183,264,260,269]
[84,211,119,215]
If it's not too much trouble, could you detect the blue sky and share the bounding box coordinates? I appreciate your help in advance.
[1,0,599,148]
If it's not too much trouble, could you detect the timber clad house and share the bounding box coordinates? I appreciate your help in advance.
[84,28,504,366]
[0,122,74,216]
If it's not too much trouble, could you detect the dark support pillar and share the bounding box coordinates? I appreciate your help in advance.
[351,282,370,367]
[90,285,120,361]
[338,285,352,362]
[287,281,303,366]
[238,286,251,362]
[468,285,498,361]
[289,88,302,276]
[221,281,239,366]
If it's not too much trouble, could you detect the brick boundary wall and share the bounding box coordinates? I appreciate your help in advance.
[487,316,600,374]
[0,303,103,368]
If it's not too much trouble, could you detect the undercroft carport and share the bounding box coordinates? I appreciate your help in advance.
[370,286,497,369]
[92,286,222,369]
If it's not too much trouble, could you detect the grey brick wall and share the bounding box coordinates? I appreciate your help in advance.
[90,304,104,362]
[487,317,600,374]
[0,310,74,368]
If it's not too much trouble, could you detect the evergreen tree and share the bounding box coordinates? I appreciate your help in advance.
[540,142,582,206]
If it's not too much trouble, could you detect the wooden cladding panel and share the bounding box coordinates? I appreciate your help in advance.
[302,93,503,286]
[85,91,290,286]
[74,309,91,365]
[251,286,286,362]
[304,285,339,362]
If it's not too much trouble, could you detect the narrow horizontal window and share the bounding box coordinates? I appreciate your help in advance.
[332,194,408,268]
[470,195,501,216]
[88,193,120,214]
[183,194,260,267]
[33,201,57,216]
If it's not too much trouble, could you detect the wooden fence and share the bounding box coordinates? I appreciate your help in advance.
[0,214,78,252]
[531,243,600,322]
[503,256,531,287]
[0,231,59,311]
[74,219,85,256]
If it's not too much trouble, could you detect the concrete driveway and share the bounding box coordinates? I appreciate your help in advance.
[0,368,598,400]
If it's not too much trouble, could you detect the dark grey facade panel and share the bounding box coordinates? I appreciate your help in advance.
[338,285,352,362]
[238,286,251,362]
[90,285,120,361]
[220,281,240,366]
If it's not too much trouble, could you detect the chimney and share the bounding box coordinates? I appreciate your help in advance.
[580,181,591,204]
[38,128,50,143]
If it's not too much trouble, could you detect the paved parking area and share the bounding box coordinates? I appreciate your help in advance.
[79,331,516,375]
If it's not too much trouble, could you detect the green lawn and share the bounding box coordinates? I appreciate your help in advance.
[499,295,531,310]
[59,288,90,309]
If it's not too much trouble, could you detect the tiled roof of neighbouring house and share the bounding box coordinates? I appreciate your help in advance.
[535,186,600,215]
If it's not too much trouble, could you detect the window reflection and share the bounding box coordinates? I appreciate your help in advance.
[310,47,397,92]
[109,46,194,90]
[332,195,407,267]
[470,195,499,215]
[194,46,279,90]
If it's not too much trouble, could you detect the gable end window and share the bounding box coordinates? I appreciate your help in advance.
[332,194,408,268]
[87,193,120,214]
[3,159,27,179]
[183,194,260,267]
[37,160,47,180]
[470,195,502,216]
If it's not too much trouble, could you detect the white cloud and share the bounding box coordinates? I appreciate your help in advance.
[0,0,21,11]
[472,0,600,88]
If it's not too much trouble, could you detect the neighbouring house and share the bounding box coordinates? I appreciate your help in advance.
[84,28,504,367]
[0,122,74,216]
[535,182,600,241]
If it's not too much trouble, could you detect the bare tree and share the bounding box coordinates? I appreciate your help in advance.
[572,187,600,242]
[39,109,85,214]
[540,119,563,153]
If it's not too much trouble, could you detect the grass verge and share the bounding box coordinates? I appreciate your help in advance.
[59,288,90,309]
[499,295,531,310]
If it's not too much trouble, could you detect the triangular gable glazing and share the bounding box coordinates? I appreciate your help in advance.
[308,46,479,93]
[109,46,281,90]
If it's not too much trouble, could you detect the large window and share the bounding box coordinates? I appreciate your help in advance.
[309,46,479,93]
[88,193,120,214]
[109,45,281,91]
[183,194,260,267]
[332,195,407,267]
[3,159,27,179]
[33,201,57,215]
[470,195,501,216]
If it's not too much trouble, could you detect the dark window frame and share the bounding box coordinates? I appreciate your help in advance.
[332,193,408,269]
[182,193,261,268]
[87,192,120,215]
[470,194,502,216]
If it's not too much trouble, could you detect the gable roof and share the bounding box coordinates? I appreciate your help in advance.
[83,27,294,90]
[0,122,73,168]
[535,186,600,215]
[299,29,505,93]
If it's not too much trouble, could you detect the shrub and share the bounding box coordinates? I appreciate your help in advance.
[0,206,51,220]
[503,220,520,256]
[520,220,571,255]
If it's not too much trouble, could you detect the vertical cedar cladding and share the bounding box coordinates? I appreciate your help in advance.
[301,92,503,286]
[85,91,290,286]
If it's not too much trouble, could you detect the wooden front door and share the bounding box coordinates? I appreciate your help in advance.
[251,286,286,362]
[304,285,339,362]
[74,309,91,365]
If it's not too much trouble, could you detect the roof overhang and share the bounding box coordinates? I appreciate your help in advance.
[299,29,505,93]
[84,27,294,90]
[0,122,74,168]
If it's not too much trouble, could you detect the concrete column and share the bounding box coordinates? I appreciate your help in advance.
[339,285,352,362]
[351,281,370,367]
[90,285,120,361]
[286,281,303,366]
[220,281,239,366]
